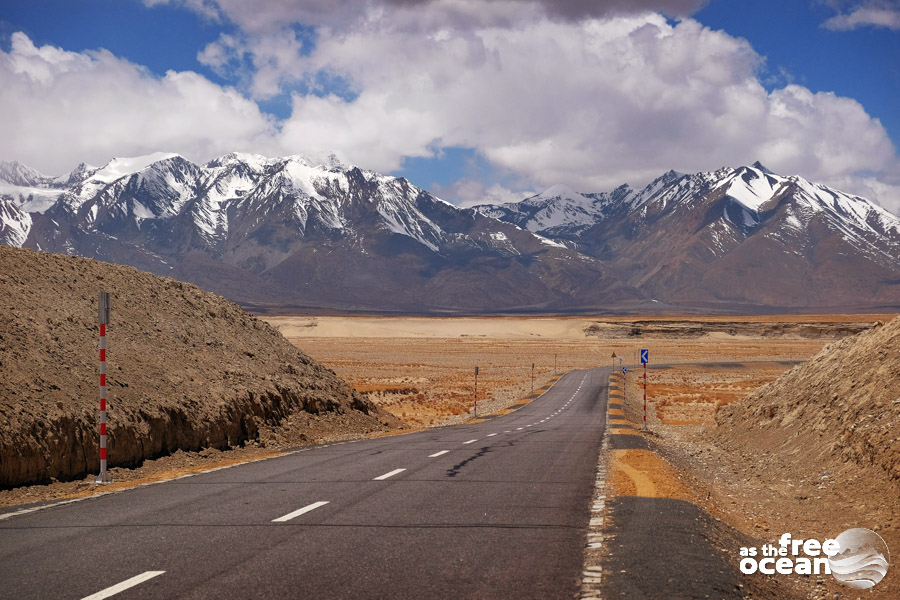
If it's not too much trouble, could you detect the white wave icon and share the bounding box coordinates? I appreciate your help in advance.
[828,528,891,589]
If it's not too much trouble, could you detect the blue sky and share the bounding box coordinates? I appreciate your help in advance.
[1,0,898,212]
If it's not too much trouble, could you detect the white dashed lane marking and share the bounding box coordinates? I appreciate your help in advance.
[81,572,166,600]
[428,451,449,458]
[373,468,406,481]
[463,439,478,445]
[273,501,330,523]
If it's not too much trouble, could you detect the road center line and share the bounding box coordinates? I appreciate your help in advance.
[428,450,449,457]
[272,501,330,522]
[373,468,406,480]
[463,439,478,444]
[486,433,497,437]
[81,571,166,600]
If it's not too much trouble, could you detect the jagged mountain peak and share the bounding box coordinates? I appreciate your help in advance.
[536,183,586,202]
[52,162,99,186]
[0,160,48,187]
[750,160,776,175]
[206,152,270,170]
[89,152,184,184]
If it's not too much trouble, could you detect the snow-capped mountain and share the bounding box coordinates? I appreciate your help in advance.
[3,153,898,311]
[475,162,900,309]
[0,153,636,312]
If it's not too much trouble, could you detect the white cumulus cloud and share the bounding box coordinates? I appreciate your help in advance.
[4,1,900,216]
[823,0,900,30]
[257,10,900,213]
[0,32,278,175]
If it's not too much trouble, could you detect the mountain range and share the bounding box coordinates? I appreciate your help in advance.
[1,153,898,313]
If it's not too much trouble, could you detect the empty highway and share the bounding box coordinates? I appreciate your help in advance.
[0,369,611,599]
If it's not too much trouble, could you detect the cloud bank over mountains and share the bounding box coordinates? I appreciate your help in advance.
[1,0,898,214]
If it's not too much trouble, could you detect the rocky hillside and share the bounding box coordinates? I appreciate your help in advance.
[479,163,900,310]
[0,153,637,313]
[714,315,900,484]
[0,245,396,488]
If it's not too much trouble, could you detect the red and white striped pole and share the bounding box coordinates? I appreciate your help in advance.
[97,292,110,483]
[474,366,479,418]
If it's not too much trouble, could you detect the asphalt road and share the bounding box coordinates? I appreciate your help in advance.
[0,368,610,600]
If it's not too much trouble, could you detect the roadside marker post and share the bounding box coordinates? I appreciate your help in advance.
[531,363,535,395]
[641,349,649,431]
[97,291,111,484]
[474,366,479,418]
[622,366,627,403]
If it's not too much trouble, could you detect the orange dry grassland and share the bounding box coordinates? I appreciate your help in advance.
[640,363,793,425]
[266,315,884,427]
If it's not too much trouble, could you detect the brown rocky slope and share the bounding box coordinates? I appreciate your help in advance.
[0,246,397,488]
[714,315,900,484]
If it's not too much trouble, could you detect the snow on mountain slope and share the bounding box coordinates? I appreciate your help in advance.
[477,183,621,233]
[0,198,32,247]
[0,152,561,260]
[0,161,48,187]
[3,152,898,311]
[480,163,899,255]
[89,153,181,184]
[475,162,900,308]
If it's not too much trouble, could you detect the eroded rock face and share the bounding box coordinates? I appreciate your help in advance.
[0,246,392,488]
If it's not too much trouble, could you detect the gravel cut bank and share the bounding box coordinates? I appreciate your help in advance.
[714,315,900,484]
[0,246,397,488]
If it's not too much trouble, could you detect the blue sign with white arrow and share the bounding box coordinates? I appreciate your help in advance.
[622,366,627,374]
[640,349,649,364]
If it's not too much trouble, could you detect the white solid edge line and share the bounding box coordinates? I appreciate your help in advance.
[272,501,330,523]
[81,571,166,600]
[428,450,449,458]
[373,468,407,481]
[463,439,478,444]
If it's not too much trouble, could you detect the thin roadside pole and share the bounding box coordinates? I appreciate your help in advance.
[640,349,649,432]
[97,292,111,484]
[474,366,479,418]
[643,361,647,431]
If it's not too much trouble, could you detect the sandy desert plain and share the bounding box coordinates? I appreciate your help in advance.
[267,313,879,428]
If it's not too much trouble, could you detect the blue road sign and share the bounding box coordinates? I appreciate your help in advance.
[619,358,622,365]
[640,349,649,364]
[622,367,627,374]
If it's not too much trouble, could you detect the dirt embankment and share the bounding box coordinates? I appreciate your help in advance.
[585,320,877,339]
[0,246,398,488]
[714,315,899,484]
